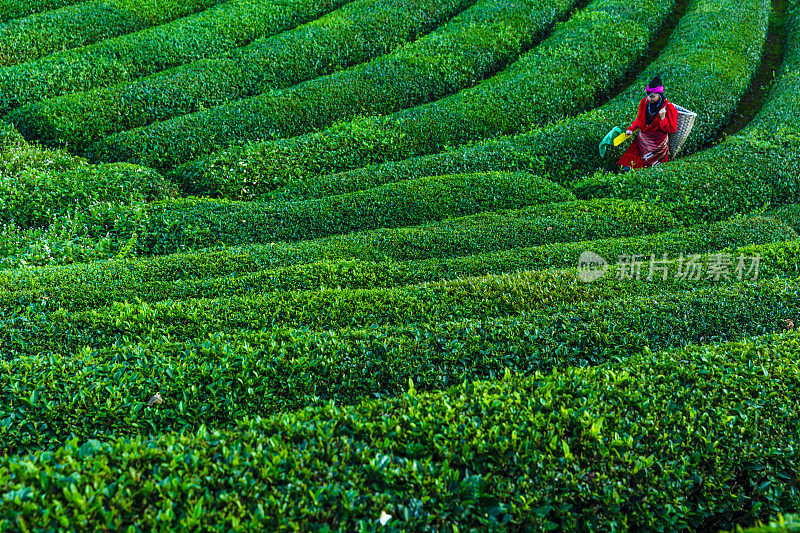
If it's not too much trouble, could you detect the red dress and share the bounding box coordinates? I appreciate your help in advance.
[618,97,678,169]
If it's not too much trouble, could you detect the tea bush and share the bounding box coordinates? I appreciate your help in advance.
[124,172,572,252]
[0,0,80,22]
[0,0,225,67]
[126,197,674,256]
[1,214,794,310]
[2,332,798,529]
[0,0,349,113]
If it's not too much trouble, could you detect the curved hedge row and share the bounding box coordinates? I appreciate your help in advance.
[0,0,79,23]
[2,331,798,530]
[9,0,574,154]
[0,190,652,268]
[92,0,676,172]
[12,0,480,152]
[129,196,675,258]
[7,228,795,364]
[180,0,770,201]
[0,0,225,67]
[771,203,800,232]
[0,0,350,113]
[0,194,675,268]
[574,0,800,225]
[0,146,178,228]
[127,172,573,254]
[3,215,794,314]
[0,273,791,455]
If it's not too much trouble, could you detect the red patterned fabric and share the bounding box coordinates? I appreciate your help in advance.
[618,97,678,169]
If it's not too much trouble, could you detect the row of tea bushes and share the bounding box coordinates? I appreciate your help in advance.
[130,172,574,253]
[1,275,796,452]
[0,0,225,67]
[199,0,770,202]
[771,203,800,232]
[2,331,798,529]
[12,0,576,153]
[127,197,675,256]
[574,0,800,224]
[2,265,798,451]
[0,144,177,228]
[0,0,350,113]
[0,0,79,22]
[266,1,769,203]
[93,0,676,172]
[4,247,794,362]
[1,214,794,311]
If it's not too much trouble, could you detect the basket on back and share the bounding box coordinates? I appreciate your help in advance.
[669,103,697,158]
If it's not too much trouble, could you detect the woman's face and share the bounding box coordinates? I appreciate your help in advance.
[647,92,661,103]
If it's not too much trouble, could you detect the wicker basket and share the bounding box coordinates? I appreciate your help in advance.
[669,103,697,158]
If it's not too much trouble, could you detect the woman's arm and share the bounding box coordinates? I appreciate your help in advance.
[659,103,678,132]
[627,98,647,133]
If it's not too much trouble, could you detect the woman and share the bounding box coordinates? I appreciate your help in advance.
[619,76,678,171]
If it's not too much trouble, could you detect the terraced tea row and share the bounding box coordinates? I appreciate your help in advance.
[0,0,350,113]
[0,0,81,22]
[0,0,225,67]
[131,172,581,254]
[12,0,577,152]
[2,213,794,311]
[123,198,677,264]
[0,145,176,229]
[2,247,799,453]
[89,0,676,171]
[3,227,796,365]
[2,332,798,529]
[176,0,768,201]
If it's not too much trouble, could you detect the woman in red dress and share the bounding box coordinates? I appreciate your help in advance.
[619,76,678,171]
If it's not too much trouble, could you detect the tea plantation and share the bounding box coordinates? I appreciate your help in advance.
[1,0,799,529]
